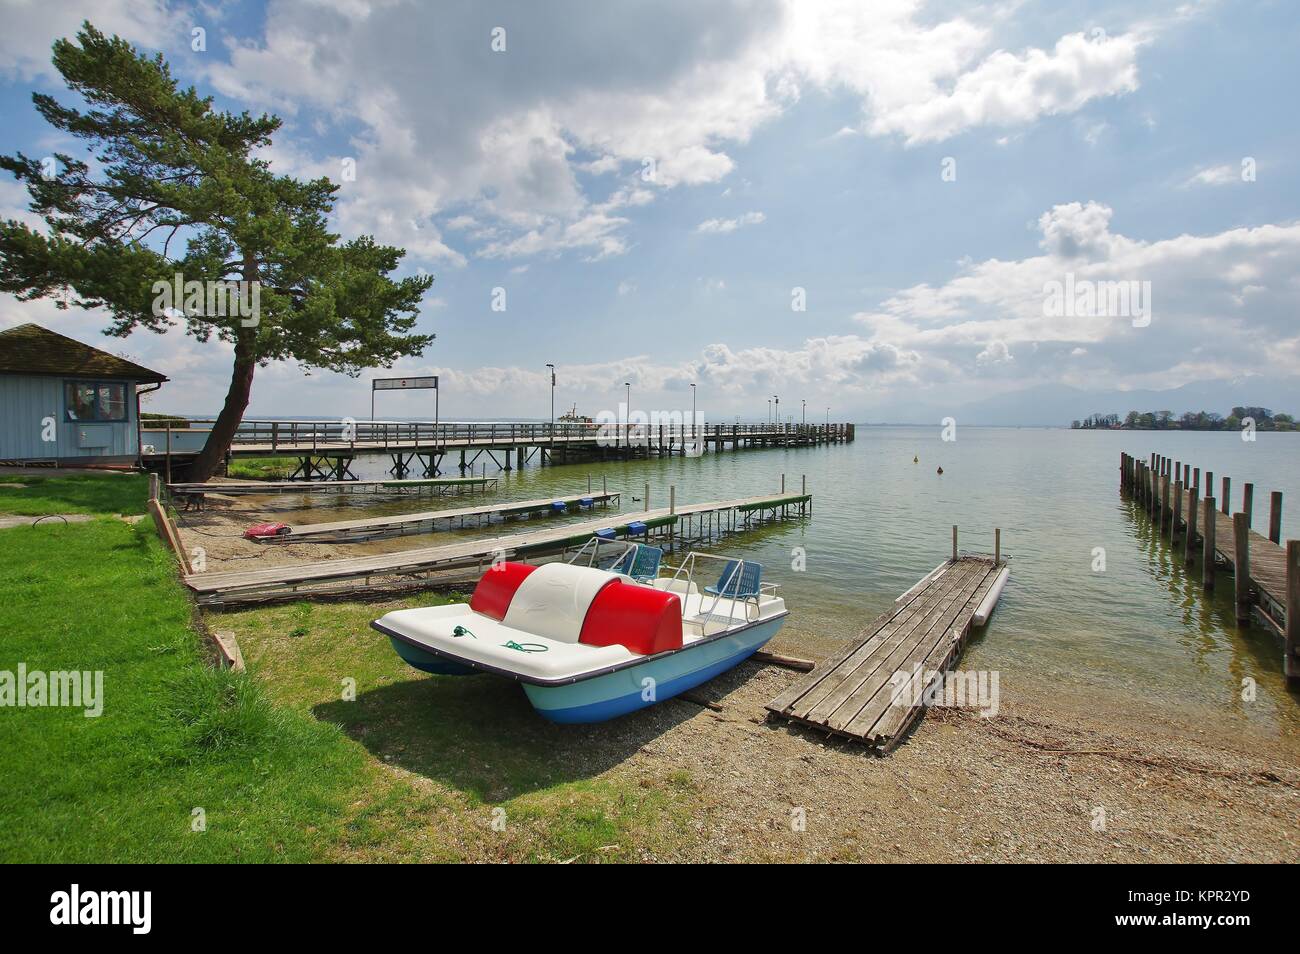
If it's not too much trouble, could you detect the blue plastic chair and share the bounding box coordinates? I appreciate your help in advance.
[614,545,663,582]
[704,560,763,598]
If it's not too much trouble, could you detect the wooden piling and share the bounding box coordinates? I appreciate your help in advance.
[1203,497,1216,590]
[644,482,650,513]
[995,528,1001,564]
[670,485,676,515]
[1233,513,1251,625]
[1160,473,1170,529]
[1286,540,1299,686]
[1205,470,1213,498]
[1269,492,1283,545]
[1221,476,1230,515]
[952,525,958,561]
[1243,482,1254,528]
[1171,480,1182,541]
[1185,486,1198,566]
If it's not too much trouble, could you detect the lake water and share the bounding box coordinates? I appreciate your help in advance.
[270,426,1300,735]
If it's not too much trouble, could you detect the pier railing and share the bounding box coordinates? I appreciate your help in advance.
[159,419,854,452]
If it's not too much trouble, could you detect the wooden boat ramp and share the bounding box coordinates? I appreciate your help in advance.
[186,491,813,606]
[766,528,1009,752]
[256,490,621,544]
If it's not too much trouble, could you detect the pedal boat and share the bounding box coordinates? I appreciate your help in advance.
[371,541,787,723]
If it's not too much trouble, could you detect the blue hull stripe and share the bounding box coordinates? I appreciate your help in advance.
[523,618,784,723]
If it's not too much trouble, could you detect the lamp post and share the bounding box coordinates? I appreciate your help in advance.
[802,399,806,428]
[774,395,780,430]
[767,398,771,425]
[624,381,631,450]
[546,363,555,446]
[689,383,696,447]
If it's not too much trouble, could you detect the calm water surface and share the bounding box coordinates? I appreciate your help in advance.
[262,426,1300,735]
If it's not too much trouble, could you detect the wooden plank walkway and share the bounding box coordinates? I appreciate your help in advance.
[257,491,621,544]
[1121,451,1299,684]
[168,475,498,500]
[185,492,812,606]
[765,555,1005,752]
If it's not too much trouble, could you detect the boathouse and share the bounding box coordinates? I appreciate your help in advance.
[0,323,168,467]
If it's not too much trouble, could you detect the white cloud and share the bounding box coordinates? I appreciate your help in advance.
[853,201,1300,389]
[0,0,180,81]
[697,211,766,234]
[163,1,1164,265]
[858,30,1143,145]
[1183,163,1242,187]
[976,340,1014,366]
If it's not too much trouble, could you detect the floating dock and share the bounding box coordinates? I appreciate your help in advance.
[167,475,498,503]
[766,545,1007,752]
[256,491,621,544]
[186,491,812,606]
[1121,451,1299,686]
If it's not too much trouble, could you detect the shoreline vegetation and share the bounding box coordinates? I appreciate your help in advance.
[1072,406,1295,431]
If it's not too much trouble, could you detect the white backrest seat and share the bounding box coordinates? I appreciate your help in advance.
[502,562,619,643]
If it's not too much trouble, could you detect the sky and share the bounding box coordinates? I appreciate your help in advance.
[1,0,1298,424]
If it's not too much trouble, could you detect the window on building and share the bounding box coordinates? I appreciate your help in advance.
[65,381,129,422]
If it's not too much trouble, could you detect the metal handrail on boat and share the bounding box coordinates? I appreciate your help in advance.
[662,552,764,634]
[567,536,639,572]
[567,538,768,637]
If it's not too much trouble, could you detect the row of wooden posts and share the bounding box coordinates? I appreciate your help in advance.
[1120,451,1299,687]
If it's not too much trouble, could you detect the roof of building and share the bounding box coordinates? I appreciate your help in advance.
[0,323,168,383]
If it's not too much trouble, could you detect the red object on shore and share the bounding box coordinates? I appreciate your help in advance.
[244,522,291,540]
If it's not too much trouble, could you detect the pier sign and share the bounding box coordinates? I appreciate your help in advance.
[370,375,439,425]
[373,376,438,391]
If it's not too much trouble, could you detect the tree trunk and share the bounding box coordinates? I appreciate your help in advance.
[185,336,256,482]
[186,253,261,482]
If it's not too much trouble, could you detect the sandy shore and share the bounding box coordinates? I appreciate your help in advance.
[611,635,1300,862]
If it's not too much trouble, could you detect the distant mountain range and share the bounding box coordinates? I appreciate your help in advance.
[861,378,1300,427]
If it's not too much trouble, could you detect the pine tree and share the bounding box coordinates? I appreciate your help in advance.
[0,23,434,479]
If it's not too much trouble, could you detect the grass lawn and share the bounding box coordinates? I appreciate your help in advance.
[0,472,697,862]
[0,473,150,516]
[0,517,370,862]
[225,456,299,480]
[226,596,699,862]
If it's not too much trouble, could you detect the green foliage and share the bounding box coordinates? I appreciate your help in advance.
[0,22,432,368]
[0,22,435,477]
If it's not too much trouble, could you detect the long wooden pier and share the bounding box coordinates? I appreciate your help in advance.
[186,491,812,606]
[256,491,621,544]
[144,419,855,478]
[1120,452,1299,686]
[766,537,1008,752]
